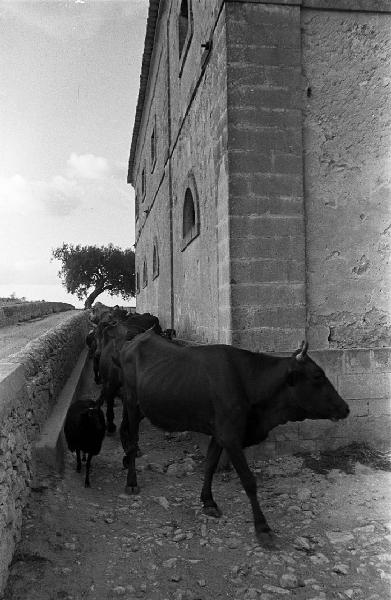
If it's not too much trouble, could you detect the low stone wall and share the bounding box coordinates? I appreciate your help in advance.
[0,302,75,328]
[0,311,89,593]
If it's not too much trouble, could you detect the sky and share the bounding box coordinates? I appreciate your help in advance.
[0,0,149,307]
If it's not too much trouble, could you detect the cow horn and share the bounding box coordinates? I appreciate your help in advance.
[296,340,308,362]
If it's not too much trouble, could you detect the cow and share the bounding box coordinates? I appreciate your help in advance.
[96,313,162,434]
[89,305,130,384]
[118,331,350,549]
[64,399,106,488]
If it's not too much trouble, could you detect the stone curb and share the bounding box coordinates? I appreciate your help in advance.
[33,348,90,475]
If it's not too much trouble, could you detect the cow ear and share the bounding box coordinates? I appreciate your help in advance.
[287,369,302,387]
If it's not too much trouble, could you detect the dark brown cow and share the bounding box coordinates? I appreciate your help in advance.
[118,331,349,548]
[96,314,161,433]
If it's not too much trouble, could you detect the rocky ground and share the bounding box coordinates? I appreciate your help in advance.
[0,311,79,360]
[3,363,391,600]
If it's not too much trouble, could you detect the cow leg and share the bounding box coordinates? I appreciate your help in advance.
[120,402,142,494]
[76,449,82,473]
[200,437,223,518]
[85,453,92,488]
[97,383,117,435]
[93,353,101,384]
[225,444,277,550]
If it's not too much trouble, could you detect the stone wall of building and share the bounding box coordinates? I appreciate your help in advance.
[0,301,75,328]
[0,311,89,593]
[170,3,229,343]
[130,0,391,451]
[302,8,391,351]
[226,1,306,352]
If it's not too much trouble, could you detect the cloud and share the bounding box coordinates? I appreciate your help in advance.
[67,153,110,180]
[0,173,83,218]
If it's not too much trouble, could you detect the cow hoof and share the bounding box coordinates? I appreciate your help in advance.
[107,425,117,436]
[202,505,222,518]
[256,530,278,551]
[122,455,129,469]
[125,485,140,495]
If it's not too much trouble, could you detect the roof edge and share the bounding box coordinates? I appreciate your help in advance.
[127,0,161,186]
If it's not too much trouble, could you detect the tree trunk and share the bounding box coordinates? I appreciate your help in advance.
[84,287,106,309]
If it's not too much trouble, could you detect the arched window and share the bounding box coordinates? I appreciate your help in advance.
[181,177,200,251]
[136,270,140,294]
[178,0,189,57]
[143,259,148,288]
[183,189,195,237]
[152,240,159,279]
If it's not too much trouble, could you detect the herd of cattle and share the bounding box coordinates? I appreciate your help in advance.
[64,302,350,547]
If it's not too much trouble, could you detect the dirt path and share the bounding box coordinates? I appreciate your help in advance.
[3,361,391,600]
[0,311,80,360]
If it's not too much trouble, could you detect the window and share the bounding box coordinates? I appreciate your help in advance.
[178,0,189,57]
[152,240,159,279]
[135,191,139,221]
[143,259,148,288]
[178,0,192,75]
[136,270,140,294]
[141,166,146,200]
[150,124,156,172]
[181,177,200,251]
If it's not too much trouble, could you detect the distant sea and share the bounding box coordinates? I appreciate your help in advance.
[0,284,136,310]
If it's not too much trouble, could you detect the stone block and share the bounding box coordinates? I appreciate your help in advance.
[369,398,391,416]
[343,349,372,373]
[233,327,305,352]
[268,423,299,441]
[298,420,338,440]
[231,305,306,329]
[230,235,304,260]
[231,258,304,284]
[371,348,391,372]
[230,194,304,217]
[230,214,303,238]
[338,373,391,399]
[346,398,369,417]
[307,326,330,350]
[228,45,301,67]
[231,282,305,308]
[230,125,302,155]
[229,86,301,110]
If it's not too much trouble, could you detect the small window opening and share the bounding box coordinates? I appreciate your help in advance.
[136,270,140,294]
[143,260,148,288]
[141,167,146,199]
[183,188,195,238]
[135,192,139,221]
[151,126,156,171]
[178,0,189,56]
[152,242,159,279]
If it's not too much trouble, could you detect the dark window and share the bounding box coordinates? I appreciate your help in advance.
[141,167,146,200]
[178,0,189,57]
[136,270,140,294]
[152,241,159,279]
[181,183,200,251]
[143,260,148,288]
[183,189,195,237]
[150,125,156,171]
[135,191,139,221]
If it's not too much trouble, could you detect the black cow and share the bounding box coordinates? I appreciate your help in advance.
[96,313,162,434]
[118,331,349,548]
[64,399,106,488]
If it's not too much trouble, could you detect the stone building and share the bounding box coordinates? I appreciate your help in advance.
[128,0,391,452]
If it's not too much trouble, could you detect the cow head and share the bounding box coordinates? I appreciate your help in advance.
[286,341,350,422]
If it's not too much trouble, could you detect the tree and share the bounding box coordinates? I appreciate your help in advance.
[52,243,135,309]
